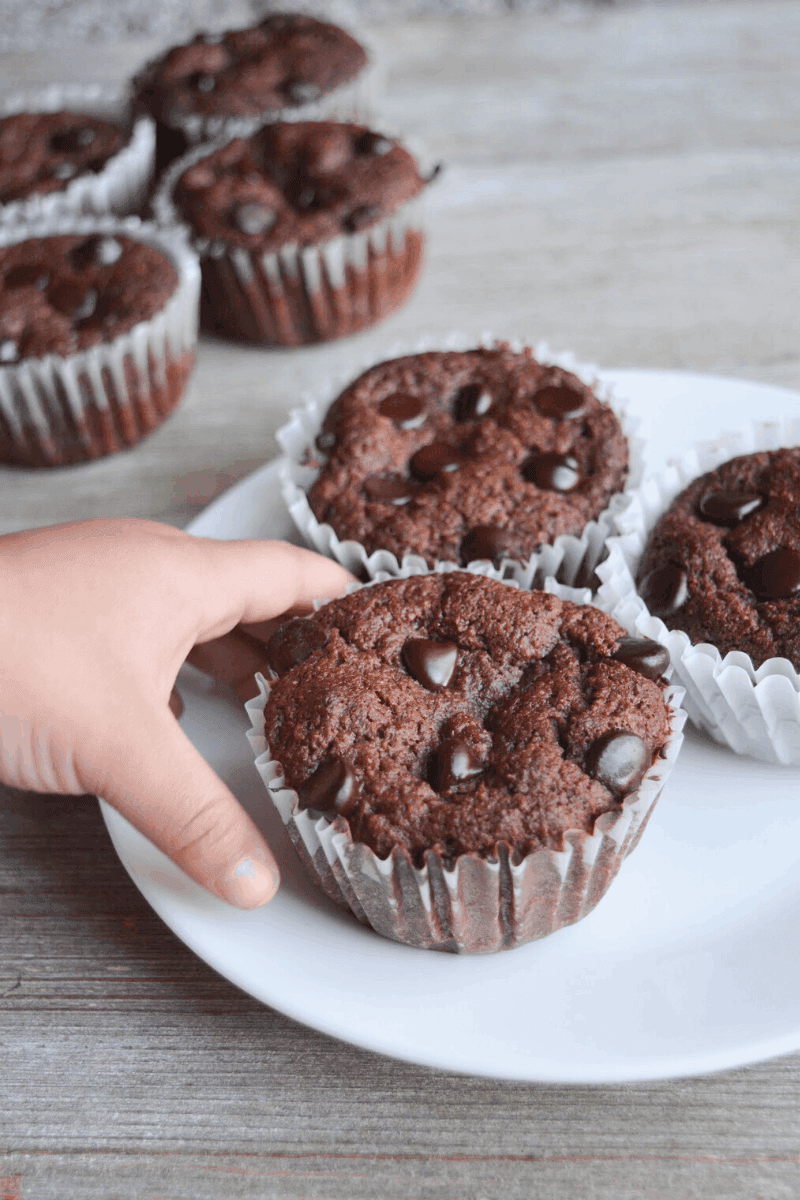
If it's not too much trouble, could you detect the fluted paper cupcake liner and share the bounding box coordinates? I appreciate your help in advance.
[597,418,800,764]
[135,22,384,152]
[245,574,686,954]
[0,215,200,467]
[154,134,433,346]
[0,85,155,226]
[277,333,642,583]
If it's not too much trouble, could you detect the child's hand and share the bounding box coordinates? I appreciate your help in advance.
[0,519,352,908]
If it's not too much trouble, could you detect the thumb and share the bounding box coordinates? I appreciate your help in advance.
[86,706,278,908]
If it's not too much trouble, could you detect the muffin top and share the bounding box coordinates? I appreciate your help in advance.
[0,112,127,204]
[264,574,671,867]
[171,121,426,252]
[0,233,178,359]
[135,13,368,128]
[638,447,800,668]
[306,345,629,568]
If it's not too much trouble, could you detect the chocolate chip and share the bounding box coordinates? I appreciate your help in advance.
[586,731,649,794]
[745,548,800,602]
[232,202,276,236]
[316,430,336,453]
[533,384,586,419]
[49,126,95,153]
[67,236,122,272]
[355,131,393,156]
[378,392,425,429]
[4,263,49,290]
[291,184,319,211]
[189,71,216,92]
[430,737,484,792]
[638,564,688,617]
[343,204,380,234]
[402,638,458,691]
[48,281,97,323]
[460,525,512,565]
[698,489,763,526]
[522,452,582,492]
[0,339,18,364]
[410,443,467,481]
[284,80,322,106]
[95,237,123,266]
[50,162,76,180]
[266,618,328,676]
[611,636,670,681]
[85,157,109,174]
[298,755,358,819]
[363,475,415,505]
[454,382,493,421]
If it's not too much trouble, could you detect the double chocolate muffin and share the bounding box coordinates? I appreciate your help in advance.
[134,13,370,169]
[306,345,629,568]
[173,121,425,253]
[0,222,199,467]
[264,574,671,868]
[0,111,128,203]
[638,448,800,669]
[162,121,428,344]
[0,232,176,359]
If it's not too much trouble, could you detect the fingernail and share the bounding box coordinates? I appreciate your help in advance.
[221,855,279,908]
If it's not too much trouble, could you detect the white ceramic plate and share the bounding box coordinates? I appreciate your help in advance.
[100,370,800,1084]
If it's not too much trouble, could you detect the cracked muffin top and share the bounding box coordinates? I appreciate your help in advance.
[134,13,368,129]
[305,344,629,568]
[170,121,427,252]
[637,447,800,668]
[263,574,671,867]
[0,233,178,359]
[0,111,127,204]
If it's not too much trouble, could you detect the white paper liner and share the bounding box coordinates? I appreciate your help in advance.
[133,21,384,147]
[277,333,643,584]
[0,85,155,226]
[597,417,800,764]
[245,574,686,954]
[0,214,200,467]
[153,131,435,346]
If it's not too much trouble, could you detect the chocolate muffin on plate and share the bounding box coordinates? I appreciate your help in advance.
[281,343,630,577]
[247,572,684,953]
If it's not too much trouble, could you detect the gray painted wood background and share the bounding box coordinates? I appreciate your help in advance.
[2,2,800,1197]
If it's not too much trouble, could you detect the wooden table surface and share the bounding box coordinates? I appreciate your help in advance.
[3,3,800,1196]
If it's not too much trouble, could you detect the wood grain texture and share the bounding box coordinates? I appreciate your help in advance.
[3,3,800,1197]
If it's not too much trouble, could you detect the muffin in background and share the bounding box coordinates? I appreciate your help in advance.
[0,85,155,225]
[133,12,377,173]
[156,121,433,346]
[247,572,685,954]
[0,216,199,467]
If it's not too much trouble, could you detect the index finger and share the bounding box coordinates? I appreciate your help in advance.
[189,539,355,644]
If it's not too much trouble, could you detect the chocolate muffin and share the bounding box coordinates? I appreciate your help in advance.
[0,111,127,203]
[251,573,682,952]
[637,448,800,669]
[158,122,430,345]
[0,219,199,467]
[0,89,155,224]
[133,13,371,171]
[303,345,629,568]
